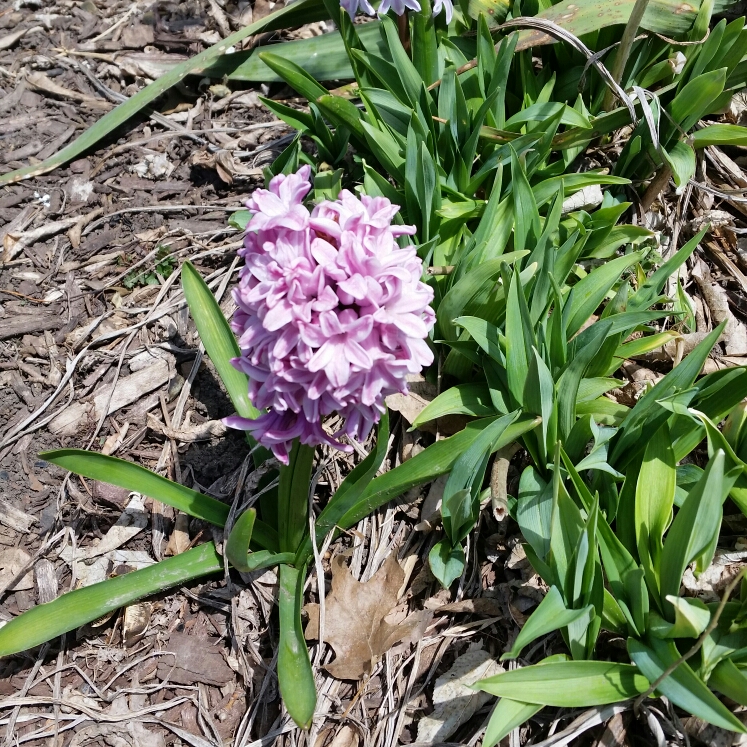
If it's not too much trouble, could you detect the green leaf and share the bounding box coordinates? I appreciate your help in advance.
[710,658,747,706]
[181,261,259,421]
[412,384,496,427]
[297,412,390,564]
[474,661,649,706]
[258,51,329,103]
[563,253,641,339]
[635,423,676,597]
[482,657,568,747]
[649,596,711,639]
[438,252,528,341]
[278,564,317,728]
[443,412,521,541]
[0,0,328,185]
[429,539,466,589]
[557,321,613,440]
[484,699,542,747]
[0,543,223,656]
[210,22,385,82]
[505,270,532,405]
[228,210,251,230]
[335,415,541,533]
[628,637,747,733]
[517,466,553,561]
[662,141,696,191]
[502,586,594,660]
[629,228,705,312]
[692,124,747,148]
[316,95,367,143]
[611,321,726,468]
[225,508,257,573]
[41,450,230,527]
[660,450,725,611]
[668,69,726,133]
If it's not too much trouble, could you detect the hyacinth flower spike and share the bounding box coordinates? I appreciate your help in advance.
[224,166,435,727]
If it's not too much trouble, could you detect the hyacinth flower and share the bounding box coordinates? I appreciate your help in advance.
[225,164,435,465]
[221,165,435,726]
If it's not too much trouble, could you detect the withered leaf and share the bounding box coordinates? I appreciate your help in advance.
[305,553,430,680]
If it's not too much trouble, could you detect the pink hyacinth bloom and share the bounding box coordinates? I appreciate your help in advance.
[224,166,435,465]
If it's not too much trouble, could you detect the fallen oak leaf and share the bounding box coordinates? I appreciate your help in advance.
[304,553,431,680]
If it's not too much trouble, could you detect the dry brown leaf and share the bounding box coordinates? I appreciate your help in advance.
[165,512,191,556]
[304,553,430,680]
[0,548,34,591]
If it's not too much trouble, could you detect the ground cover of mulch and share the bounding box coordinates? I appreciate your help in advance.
[3,1,747,746]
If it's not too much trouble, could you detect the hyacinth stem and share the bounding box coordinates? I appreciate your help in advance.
[277,440,316,554]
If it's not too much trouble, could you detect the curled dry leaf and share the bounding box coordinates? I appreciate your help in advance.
[416,645,503,744]
[304,553,432,680]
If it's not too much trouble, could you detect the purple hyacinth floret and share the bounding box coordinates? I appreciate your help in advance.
[224,166,435,465]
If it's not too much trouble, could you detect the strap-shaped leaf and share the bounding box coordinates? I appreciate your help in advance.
[182,261,259,421]
[474,660,649,706]
[502,586,594,660]
[0,543,223,656]
[42,449,230,526]
[629,637,747,733]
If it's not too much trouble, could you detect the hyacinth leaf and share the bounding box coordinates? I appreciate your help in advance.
[0,0,328,186]
[0,542,223,656]
[474,661,649,706]
[662,141,696,190]
[207,22,386,82]
[635,423,676,595]
[181,262,260,421]
[562,253,641,339]
[40,449,230,526]
[39,449,281,549]
[258,52,329,103]
[278,564,317,729]
[335,414,541,532]
[502,586,594,660]
[412,383,496,427]
[628,637,747,732]
[224,508,257,573]
[610,321,726,468]
[710,659,747,706]
[629,228,705,312]
[668,69,726,134]
[437,252,529,341]
[511,0,733,52]
[691,124,747,148]
[517,465,552,561]
[659,450,725,609]
[484,699,542,747]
